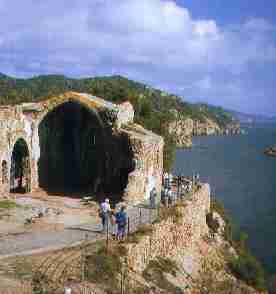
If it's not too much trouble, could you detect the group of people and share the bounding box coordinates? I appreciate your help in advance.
[99,198,128,240]
[161,172,200,206]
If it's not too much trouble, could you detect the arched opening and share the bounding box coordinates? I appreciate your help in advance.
[1,160,8,184]
[38,100,135,201]
[10,138,31,193]
[38,101,107,195]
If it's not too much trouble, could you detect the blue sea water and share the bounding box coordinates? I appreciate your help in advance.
[173,124,276,273]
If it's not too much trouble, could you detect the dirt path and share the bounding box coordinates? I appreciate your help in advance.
[0,205,155,258]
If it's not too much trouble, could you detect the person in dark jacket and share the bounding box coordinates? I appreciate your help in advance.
[115,205,127,241]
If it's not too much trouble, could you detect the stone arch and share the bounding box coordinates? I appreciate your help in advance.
[37,99,109,194]
[36,94,107,129]
[10,137,31,193]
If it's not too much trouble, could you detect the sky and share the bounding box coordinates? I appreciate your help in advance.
[0,0,276,115]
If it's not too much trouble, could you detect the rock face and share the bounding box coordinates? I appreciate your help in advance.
[126,184,211,274]
[168,118,193,148]
[264,146,276,157]
[124,184,260,293]
[169,115,241,148]
[0,92,163,204]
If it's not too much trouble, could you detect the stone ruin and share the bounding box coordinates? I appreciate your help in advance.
[0,92,164,204]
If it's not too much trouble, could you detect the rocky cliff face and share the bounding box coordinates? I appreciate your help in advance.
[169,115,241,148]
[124,184,261,293]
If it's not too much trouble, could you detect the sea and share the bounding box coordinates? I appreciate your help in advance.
[173,123,276,274]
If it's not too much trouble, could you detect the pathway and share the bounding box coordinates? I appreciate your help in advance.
[0,205,155,258]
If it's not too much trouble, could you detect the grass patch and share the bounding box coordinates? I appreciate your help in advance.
[0,200,19,209]
[85,242,125,293]
[143,257,182,293]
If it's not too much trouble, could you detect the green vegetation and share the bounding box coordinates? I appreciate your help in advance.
[0,200,19,209]
[210,197,267,290]
[229,251,266,290]
[85,245,122,292]
[194,103,234,127]
[0,73,238,170]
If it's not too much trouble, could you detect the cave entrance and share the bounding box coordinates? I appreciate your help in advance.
[10,138,31,193]
[38,101,106,196]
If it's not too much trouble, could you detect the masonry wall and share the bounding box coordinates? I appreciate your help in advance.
[125,184,211,274]
[122,124,164,204]
[0,94,164,205]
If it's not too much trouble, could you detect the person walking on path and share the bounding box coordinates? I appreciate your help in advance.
[115,205,127,241]
[99,198,111,233]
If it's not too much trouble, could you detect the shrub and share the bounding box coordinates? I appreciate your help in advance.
[85,245,122,292]
[228,251,266,290]
[267,275,276,294]
[206,212,220,233]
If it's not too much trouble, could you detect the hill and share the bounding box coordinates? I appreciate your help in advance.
[0,73,239,169]
[229,110,276,124]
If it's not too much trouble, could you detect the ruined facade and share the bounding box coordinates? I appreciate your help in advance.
[0,92,164,204]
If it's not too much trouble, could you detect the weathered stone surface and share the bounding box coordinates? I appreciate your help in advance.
[169,114,241,148]
[125,184,211,274]
[0,92,163,204]
[121,124,164,204]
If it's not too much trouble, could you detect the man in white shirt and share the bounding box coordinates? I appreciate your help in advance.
[100,198,111,233]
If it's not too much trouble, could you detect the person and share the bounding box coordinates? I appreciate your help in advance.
[115,205,127,241]
[164,172,169,189]
[196,172,200,185]
[99,198,111,233]
[169,173,173,189]
[163,188,169,207]
[168,188,173,206]
[149,187,157,209]
[110,209,117,238]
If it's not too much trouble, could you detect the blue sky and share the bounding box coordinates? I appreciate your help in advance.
[0,0,276,115]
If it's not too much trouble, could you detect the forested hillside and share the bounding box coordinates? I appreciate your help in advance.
[0,73,238,170]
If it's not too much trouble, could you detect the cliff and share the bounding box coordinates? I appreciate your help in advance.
[169,114,241,148]
[121,184,262,293]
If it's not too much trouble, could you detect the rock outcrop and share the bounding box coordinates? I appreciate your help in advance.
[264,146,276,157]
[169,114,241,148]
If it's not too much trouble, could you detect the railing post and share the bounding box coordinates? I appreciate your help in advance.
[81,233,88,282]
[106,218,109,253]
[127,217,130,236]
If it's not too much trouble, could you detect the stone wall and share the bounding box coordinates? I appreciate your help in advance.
[125,184,211,274]
[0,92,163,204]
[121,124,164,204]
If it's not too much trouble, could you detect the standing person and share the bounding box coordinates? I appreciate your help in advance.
[115,205,127,241]
[196,172,200,185]
[99,198,111,233]
[169,173,173,189]
[150,187,157,209]
[164,172,169,189]
[164,188,169,207]
[168,188,173,206]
